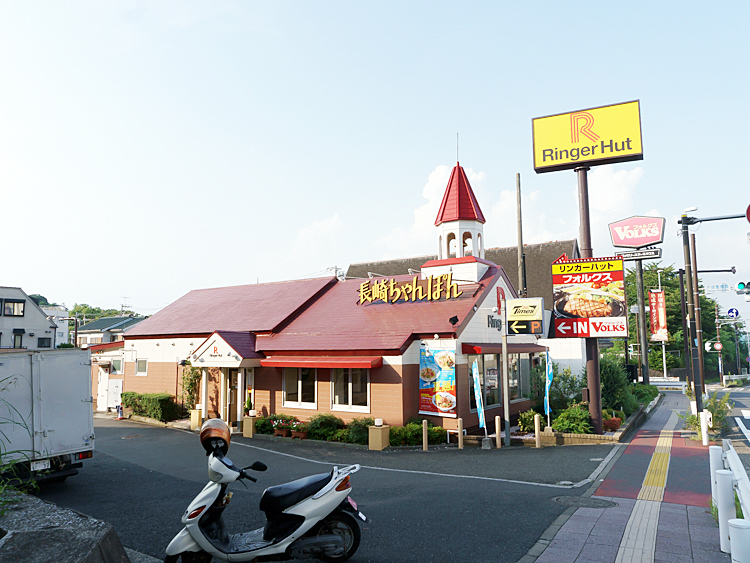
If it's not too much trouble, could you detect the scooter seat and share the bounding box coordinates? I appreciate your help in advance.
[260,471,332,514]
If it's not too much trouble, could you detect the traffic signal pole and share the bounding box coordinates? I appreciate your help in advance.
[681,214,703,413]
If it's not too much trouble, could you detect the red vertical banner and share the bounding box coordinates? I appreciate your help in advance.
[649,290,668,342]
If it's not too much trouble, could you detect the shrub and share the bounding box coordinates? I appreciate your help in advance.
[389,422,446,446]
[347,417,375,445]
[630,383,659,404]
[255,413,298,434]
[548,365,586,412]
[331,429,350,442]
[621,389,640,416]
[180,363,202,411]
[307,414,345,441]
[603,417,622,432]
[518,409,546,433]
[600,357,629,411]
[551,404,592,434]
[121,392,180,422]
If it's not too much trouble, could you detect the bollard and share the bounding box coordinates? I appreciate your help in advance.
[458,418,464,450]
[700,411,710,446]
[729,518,750,563]
[495,416,502,449]
[717,469,735,553]
[709,445,723,506]
[534,414,542,449]
[423,420,428,451]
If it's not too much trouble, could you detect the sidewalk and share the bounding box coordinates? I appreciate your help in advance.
[523,392,729,563]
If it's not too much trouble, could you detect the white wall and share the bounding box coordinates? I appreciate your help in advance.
[123,337,199,364]
[0,287,57,350]
[537,337,586,375]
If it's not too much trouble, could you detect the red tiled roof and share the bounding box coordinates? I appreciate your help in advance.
[216,331,263,359]
[256,269,502,353]
[125,277,337,337]
[434,162,486,226]
[89,341,125,353]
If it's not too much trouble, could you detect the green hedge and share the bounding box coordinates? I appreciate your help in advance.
[390,421,447,446]
[121,392,181,422]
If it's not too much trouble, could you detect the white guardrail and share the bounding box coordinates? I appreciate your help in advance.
[712,440,750,559]
[648,377,687,393]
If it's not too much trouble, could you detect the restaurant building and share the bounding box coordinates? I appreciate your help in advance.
[122,163,546,433]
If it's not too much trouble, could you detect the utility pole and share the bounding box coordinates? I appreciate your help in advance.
[690,233,706,394]
[516,173,527,297]
[680,213,703,413]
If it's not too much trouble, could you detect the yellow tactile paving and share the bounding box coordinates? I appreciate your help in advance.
[615,410,681,562]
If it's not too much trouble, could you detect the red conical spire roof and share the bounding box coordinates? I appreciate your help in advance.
[434,162,486,226]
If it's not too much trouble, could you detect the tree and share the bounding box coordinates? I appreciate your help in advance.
[69,304,142,322]
[28,294,59,307]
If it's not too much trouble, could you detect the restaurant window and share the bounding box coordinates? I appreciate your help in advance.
[4,300,25,317]
[37,337,52,348]
[468,354,501,411]
[507,353,532,401]
[283,367,316,409]
[136,359,148,375]
[331,368,369,412]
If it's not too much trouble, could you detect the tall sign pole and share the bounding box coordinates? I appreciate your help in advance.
[690,233,706,393]
[576,166,602,434]
[635,260,650,384]
[534,100,644,436]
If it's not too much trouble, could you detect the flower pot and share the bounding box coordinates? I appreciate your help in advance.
[291,430,308,439]
[274,428,291,437]
[246,409,257,417]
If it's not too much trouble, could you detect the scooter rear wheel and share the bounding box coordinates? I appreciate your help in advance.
[314,511,361,562]
[164,551,212,563]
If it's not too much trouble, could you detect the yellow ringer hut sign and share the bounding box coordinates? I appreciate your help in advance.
[532,100,643,173]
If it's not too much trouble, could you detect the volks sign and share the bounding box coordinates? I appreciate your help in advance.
[608,216,666,249]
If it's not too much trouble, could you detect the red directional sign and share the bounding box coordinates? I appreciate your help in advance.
[555,318,628,338]
[715,342,724,351]
[746,203,750,224]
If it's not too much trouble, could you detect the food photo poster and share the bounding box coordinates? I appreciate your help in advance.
[418,344,457,418]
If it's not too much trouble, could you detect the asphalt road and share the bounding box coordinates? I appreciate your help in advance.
[35,417,621,563]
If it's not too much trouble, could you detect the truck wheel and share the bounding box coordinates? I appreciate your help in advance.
[315,511,361,562]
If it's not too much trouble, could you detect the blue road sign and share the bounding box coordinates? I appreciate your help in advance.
[728,308,740,319]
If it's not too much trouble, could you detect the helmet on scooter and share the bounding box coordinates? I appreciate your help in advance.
[199,418,231,456]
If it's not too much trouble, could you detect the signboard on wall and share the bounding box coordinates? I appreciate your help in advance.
[649,290,668,342]
[532,100,643,173]
[418,343,457,418]
[552,255,628,338]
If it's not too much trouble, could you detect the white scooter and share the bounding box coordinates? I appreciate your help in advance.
[165,419,368,562]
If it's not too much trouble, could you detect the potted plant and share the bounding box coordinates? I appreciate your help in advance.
[243,397,256,417]
[272,419,292,437]
[290,420,308,439]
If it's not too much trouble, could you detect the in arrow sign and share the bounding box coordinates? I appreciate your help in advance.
[510,321,526,334]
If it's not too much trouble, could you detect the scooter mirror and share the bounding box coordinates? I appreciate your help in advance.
[248,461,267,472]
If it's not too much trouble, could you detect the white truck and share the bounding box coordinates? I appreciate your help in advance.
[0,348,95,482]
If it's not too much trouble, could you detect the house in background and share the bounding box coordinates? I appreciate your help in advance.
[0,287,59,350]
[41,305,70,347]
[77,316,145,348]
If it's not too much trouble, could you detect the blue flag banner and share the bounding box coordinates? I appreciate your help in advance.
[544,351,554,416]
[471,360,486,429]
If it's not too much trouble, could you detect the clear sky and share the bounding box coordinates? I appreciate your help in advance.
[3,2,749,323]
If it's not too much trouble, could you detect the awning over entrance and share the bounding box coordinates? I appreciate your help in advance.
[461,343,546,355]
[260,356,383,369]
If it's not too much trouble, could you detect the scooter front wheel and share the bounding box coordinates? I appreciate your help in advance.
[314,511,361,563]
[164,551,212,563]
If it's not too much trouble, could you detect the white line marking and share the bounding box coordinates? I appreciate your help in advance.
[741,410,750,419]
